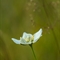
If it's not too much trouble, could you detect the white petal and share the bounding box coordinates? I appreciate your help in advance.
[22,32,28,38]
[12,38,21,44]
[33,28,42,43]
[22,32,32,39]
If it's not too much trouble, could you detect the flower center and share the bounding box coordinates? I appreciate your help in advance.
[31,35,34,42]
[24,35,34,42]
[24,38,30,42]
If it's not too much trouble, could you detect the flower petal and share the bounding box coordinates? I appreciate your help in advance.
[22,32,32,39]
[22,32,28,39]
[12,38,21,44]
[33,28,42,43]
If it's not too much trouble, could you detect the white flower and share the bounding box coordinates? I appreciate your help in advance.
[11,28,42,44]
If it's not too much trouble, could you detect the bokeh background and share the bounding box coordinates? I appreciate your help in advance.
[0,0,60,60]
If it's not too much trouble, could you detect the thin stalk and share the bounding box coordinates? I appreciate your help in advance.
[29,44,37,60]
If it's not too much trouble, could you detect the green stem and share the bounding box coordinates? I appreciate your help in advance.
[29,44,37,60]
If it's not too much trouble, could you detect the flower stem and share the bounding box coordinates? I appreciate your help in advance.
[29,44,37,60]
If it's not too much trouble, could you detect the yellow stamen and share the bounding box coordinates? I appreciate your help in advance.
[25,38,30,42]
[31,35,34,42]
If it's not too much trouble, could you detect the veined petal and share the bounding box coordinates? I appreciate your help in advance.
[33,28,42,43]
[12,38,21,44]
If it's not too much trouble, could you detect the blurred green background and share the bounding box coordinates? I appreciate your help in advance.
[0,0,60,60]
